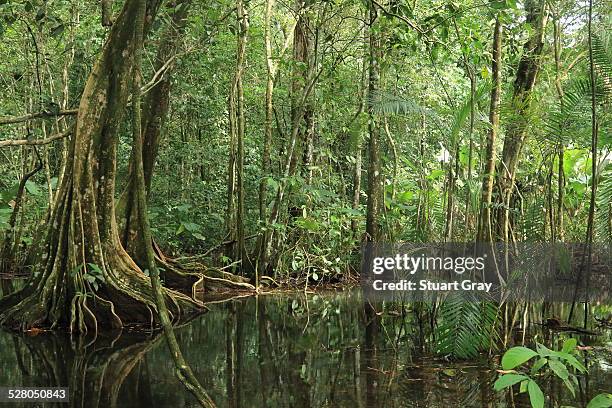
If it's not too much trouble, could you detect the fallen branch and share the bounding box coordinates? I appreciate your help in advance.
[0,127,73,148]
[0,109,78,125]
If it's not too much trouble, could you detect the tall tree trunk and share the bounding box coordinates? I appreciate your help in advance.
[365,0,381,242]
[226,0,249,265]
[495,0,548,241]
[234,0,249,268]
[581,0,598,328]
[119,0,191,265]
[260,71,318,271]
[477,17,502,242]
[0,0,201,333]
[114,0,225,296]
[129,2,213,402]
[259,0,276,272]
[258,0,297,270]
[553,14,565,241]
[453,18,477,236]
[259,5,318,272]
[288,0,313,178]
[351,21,368,234]
[0,148,42,275]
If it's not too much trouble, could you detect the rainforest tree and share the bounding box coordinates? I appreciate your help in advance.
[0,0,609,322]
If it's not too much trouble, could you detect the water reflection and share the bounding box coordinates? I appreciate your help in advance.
[0,292,609,407]
[0,329,161,407]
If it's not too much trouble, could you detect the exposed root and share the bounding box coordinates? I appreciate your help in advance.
[148,241,255,295]
[0,238,205,332]
[161,255,255,293]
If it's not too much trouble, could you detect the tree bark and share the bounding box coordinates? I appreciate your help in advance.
[477,17,502,242]
[258,0,297,271]
[235,0,249,267]
[553,15,565,241]
[0,148,42,275]
[288,0,314,179]
[119,0,191,265]
[495,0,548,241]
[365,0,381,243]
[351,16,369,233]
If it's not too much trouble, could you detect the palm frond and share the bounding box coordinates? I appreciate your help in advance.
[520,196,547,241]
[592,34,612,96]
[542,77,609,147]
[435,293,499,359]
[448,81,491,148]
[540,33,611,147]
[370,91,432,117]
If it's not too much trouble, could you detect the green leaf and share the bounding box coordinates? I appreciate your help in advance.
[562,338,578,354]
[501,347,538,370]
[192,232,206,241]
[295,217,320,232]
[587,394,612,408]
[527,380,545,408]
[70,264,84,277]
[175,203,191,212]
[549,359,569,380]
[489,0,509,9]
[427,169,445,180]
[265,177,278,190]
[182,221,201,233]
[531,358,548,374]
[494,374,528,391]
[50,23,64,37]
[535,342,585,371]
[553,351,587,373]
[442,368,457,377]
[536,342,554,357]
[87,263,103,276]
[563,377,576,398]
[25,180,41,196]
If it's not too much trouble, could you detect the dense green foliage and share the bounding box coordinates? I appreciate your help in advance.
[1,0,609,272]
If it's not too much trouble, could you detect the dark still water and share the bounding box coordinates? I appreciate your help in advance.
[0,291,610,407]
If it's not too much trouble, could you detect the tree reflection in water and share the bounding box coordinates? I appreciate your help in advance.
[0,330,161,407]
[0,292,609,407]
